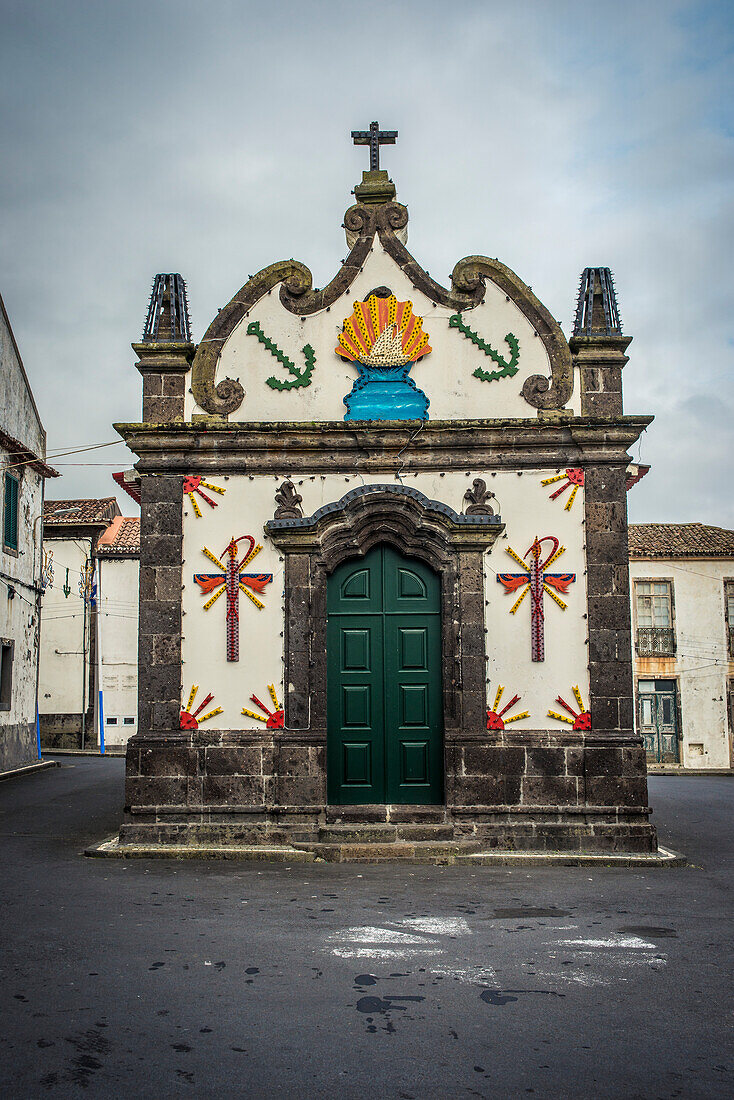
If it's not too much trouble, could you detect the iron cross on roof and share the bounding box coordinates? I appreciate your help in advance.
[351,121,398,171]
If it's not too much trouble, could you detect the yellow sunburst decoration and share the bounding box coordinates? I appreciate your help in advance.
[336,295,431,366]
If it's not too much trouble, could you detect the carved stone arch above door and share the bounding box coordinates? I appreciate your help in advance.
[265,484,505,741]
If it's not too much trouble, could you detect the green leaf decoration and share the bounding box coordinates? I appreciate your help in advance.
[246,320,316,391]
[448,313,520,382]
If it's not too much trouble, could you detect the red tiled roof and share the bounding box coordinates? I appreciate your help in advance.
[44,498,120,525]
[0,427,59,479]
[629,523,734,558]
[96,516,140,556]
[112,469,141,505]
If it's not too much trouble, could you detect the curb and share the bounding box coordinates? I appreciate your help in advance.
[45,749,126,758]
[0,759,60,783]
[454,845,685,867]
[648,768,734,776]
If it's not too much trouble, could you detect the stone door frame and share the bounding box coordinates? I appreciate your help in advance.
[265,486,505,773]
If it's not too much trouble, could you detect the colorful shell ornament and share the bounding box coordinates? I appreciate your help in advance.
[335,294,432,421]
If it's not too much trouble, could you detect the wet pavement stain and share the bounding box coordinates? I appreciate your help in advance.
[617,926,679,938]
[493,908,570,919]
[480,989,566,1006]
[355,995,424,1014]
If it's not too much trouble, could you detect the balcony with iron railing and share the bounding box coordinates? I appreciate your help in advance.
[636,626,676,657]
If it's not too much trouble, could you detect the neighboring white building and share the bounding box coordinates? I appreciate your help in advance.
[0,291,59,773]
[629,523,734,769]
[39,498,120,749]
[95,516,140,748]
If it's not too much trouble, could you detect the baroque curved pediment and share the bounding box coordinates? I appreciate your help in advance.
[191,201,573,419]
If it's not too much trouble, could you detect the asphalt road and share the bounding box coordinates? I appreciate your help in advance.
[0,758,731,1100]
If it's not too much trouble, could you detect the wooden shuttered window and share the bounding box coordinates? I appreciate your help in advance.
[3,473,19,551]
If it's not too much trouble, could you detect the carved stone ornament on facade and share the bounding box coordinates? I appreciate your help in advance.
[273,480,303,520]
[463,478,495,516]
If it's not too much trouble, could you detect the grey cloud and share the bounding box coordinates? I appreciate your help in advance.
[0,0,731,527]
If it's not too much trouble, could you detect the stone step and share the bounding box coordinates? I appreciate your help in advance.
[325,805,448,825]
[317,823,455,844]
[294,840,473,864]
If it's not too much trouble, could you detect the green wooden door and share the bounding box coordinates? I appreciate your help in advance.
[327,545,443,805]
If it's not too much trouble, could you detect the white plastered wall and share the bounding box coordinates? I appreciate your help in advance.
[630,557,733,768]
[97,558,139,746]
[39,537,89,715]
[187,243,580,423]
[181,469,589,732]
[0,457,43,742]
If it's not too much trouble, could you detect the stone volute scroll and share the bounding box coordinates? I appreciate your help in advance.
[450,256,573,411]
[273,480,303,520]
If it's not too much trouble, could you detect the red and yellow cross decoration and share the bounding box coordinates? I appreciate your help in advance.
[194,535,273,662]
[540,468,584,510]
[486,684,530,730]
[179,684,223,730]
[242,684,284,729]
[548,685,591,731]
[497,535,576,662]
[183,475,226,517]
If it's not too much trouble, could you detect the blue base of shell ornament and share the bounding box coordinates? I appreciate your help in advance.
[336,294,432,423]
[343,364,429,421]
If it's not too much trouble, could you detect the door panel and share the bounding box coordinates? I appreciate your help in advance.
[638,682,679,763]
[342,628,371,671]
[384,613,442,802]
[327,546,443,805]
[327,612,385,802]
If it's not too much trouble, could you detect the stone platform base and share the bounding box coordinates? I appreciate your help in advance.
[87,833,683,867]
[114,802,659,860]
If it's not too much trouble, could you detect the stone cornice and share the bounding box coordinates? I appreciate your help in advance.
[113,415,654,475]
[132,341,196,375]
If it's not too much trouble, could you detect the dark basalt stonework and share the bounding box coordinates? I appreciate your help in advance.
[117,193,657,855]
[119,449,657,855]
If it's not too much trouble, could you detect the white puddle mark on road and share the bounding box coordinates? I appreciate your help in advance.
[556,935,657,950]
[401,917,471,936]
[325,917,471,962]
[540,933,669,986]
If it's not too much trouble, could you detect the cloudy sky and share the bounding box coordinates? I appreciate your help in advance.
[1,0,732,524]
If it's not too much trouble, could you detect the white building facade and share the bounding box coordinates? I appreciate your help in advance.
[0,292,58,773]
[95,517,140,748]
[39,498,120,749]
[629,523,734,769]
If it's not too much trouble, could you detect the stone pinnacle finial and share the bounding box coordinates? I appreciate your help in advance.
[351,120,398,205]
[573,268,623,338]
[143,274,192,342]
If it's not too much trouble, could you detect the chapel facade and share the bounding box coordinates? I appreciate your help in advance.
[115,128,658,857]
